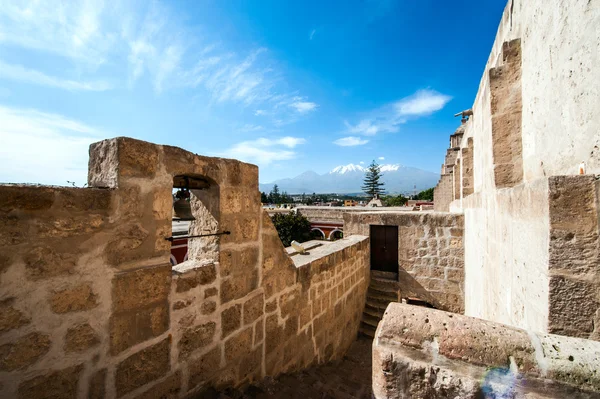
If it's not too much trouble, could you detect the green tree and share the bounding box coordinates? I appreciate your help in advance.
[269,184,281,204]
[415,187,434,201]
[261,192,268,203]
[271,212,313,247]
[383,194,408,207]
[362,160,386,197]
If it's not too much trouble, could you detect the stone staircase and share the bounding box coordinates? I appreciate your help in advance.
[359,272,400,338]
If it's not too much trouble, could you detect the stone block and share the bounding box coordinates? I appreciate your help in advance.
[0,298,30,332]
[57,187,114,214]
[134,372,181,399]
[220,246,259,277]
[175,263,216,293]
[50,284,98,314]
[0,332,51,371]
[205,287,218,298]
[178,322,216,359]
[224,327,252,363]
[201,301,217,315]
[239,344,262,382]
[112,265,170,312]
[18,364,83,399]
[549,276,599,337]
[24,246,77,280]
[265,299,277,313]
[188,345,222,389]
[105,223,150,266]
[65,323,100,353]
[154,221,172,254]
[222,304,242,338]
[116,337,171,397]
[0,185,55,212]
[89,368,106,399]
[117,137,159,179]
[88,139,118,188]
[279,288,300,318]
[36,215,105,238]
[243,293,264,325]
[0,214,30,246]
[173,299,192,310]
[56,188,112,213]
[220,270,258,304]
[153,189,173,221]
[110,302,169,355]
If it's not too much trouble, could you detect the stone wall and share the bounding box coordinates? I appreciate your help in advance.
[0,137,370,398]
[344,212,464,313]
[373,303,600,398]
[433,174,453,212]
[548,175,600,340]
[440,0,600,338]
[296,206,411,224]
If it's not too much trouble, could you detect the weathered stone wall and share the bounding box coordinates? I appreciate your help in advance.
[373,303,600,398]
[445,0,600,337]
[0,137,370,398]
[296,206,412,224]
[548,176,600,340]
[433,174,453,212]
[344,212,464,313]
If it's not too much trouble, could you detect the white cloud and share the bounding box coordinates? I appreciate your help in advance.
[237,124,264,133]
[333,136,369,147]
[344,89,451,136]
[254,109,268,116]
[395,89,452,116]
[360,161,365,165]
[0,106,105,185]
[310,29,316,40]
[290,100,318,113]
[224,136,306,165]
[378,156,385,160]
[0,0,316,118]
[0,60,112,91]
[277,137,306,148]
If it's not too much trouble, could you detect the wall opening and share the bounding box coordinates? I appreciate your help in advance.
[369,225,398,274]
[171,174,220,272]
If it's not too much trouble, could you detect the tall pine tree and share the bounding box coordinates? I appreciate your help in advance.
[362,160,386,197]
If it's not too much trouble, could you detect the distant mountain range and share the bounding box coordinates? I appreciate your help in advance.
[259,163,439,195]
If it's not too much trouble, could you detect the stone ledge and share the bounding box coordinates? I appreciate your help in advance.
[290,235,368,268]
[373,303,600,398]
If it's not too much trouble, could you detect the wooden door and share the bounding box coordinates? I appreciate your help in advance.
[370,225,398,273]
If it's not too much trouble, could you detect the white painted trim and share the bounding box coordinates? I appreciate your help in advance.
[328,229,343,240]
[310,227,326,239]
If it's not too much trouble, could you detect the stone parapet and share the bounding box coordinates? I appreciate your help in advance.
[0,137,371,398]
[373,303,600,398]
[345,211,465,313]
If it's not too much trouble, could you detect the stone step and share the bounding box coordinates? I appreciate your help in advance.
[359,322,377,338]
[363,303,385,319]
[361,312,381,328]
[367,287,398,303]
[369,277,399,293]
[371,270,398,280]
[366,296,393,311]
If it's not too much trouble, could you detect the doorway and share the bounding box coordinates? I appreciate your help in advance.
[370,225,398,275]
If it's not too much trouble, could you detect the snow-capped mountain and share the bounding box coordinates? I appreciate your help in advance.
[329,164,365,174]
[259,163,439,195]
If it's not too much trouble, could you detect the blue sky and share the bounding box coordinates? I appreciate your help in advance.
[0,0,506,185]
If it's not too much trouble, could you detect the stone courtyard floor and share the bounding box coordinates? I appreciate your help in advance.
[201,337,373,399]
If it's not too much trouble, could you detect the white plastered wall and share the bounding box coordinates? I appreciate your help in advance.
[450,0,599,333]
